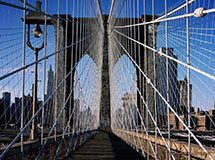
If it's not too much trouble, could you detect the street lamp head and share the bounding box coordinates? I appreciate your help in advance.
[33,24,43,38]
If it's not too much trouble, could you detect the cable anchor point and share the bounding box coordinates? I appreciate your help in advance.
[194,7,207,18]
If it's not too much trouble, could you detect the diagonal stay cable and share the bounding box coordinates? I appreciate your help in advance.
[0,36,97,160]
[110,34,170,159]
[36,48,96,159]
[113,29,215,81]
[114,4,215,29]
[113,34,214,160]
[0,33,94,81]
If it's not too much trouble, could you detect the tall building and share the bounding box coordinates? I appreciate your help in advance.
[73,98,80,130]
[45,65,54,127]
[47,65,54,97]
[121,93,138,130]
[115,107,124,128]
[3,92,11,106]
[14,97,21,127]
[156,48,179,126]
[178,77,192,115]
[169,77,193,130]
[2,92,11,125]
[0,98,5,128]
[10,98,20,128]
[23,94,33,126]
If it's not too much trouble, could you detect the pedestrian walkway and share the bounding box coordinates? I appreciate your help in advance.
[68,131,143,160]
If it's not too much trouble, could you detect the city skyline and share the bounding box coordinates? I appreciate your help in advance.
[0,0,214,159]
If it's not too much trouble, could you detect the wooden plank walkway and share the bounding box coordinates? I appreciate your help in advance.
[67,131,144,160]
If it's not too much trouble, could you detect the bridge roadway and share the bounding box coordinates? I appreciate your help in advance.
[67,131,143,160]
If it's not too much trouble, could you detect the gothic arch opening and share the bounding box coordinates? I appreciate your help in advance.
[110,54,138,129]
[73,54,101,131]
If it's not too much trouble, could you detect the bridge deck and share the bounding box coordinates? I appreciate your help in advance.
[67,131,143,160]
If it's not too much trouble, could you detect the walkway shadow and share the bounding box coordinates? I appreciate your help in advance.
[107,132,145,160]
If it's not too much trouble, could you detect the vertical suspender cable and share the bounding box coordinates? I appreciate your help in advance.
[54,0,60,142]
[137,0,144,153]
[69,0,75,135]
[152,0,157,159]
[186,0,191,159]
[41,0,48,145]
[165,0,171,159]
[21,0,26,159]
[61,0,69,156]
[143,0,149,159]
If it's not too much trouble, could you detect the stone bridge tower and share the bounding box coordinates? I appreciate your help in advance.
[100,15,111,129]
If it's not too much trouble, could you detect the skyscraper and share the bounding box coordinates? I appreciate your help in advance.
[2,92,11,125]
[156,48,179,126]
[45,65,54,127]
[47,65,54,98]
[0,98,4,128]
[121,93,138,129]
[178,77,192,115]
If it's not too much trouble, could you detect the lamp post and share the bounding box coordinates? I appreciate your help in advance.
[27,23,44,140]
[25,0,47,141]
[25,0,53,140]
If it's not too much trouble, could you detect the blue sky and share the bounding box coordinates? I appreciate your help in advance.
[0,0,214,110]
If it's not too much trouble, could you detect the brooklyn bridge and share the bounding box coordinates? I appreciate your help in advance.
[0,0,215,159]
